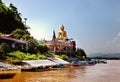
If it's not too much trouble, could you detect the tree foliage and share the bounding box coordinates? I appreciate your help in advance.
[0,2,27,34]
[38,44,49,54]
[0,42,12,59]
[11,29,26,39]
[76,48,87,58]
[11,29,30,39]
[0,0,2,3]
[0,43,11,54]
[26,38,38,54]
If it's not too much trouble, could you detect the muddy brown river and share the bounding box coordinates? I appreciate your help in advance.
[0,60,120,82]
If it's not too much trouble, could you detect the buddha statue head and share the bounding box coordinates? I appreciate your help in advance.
[60,25,65,31]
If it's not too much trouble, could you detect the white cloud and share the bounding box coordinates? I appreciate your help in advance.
[104,32,120,53]
[112,32,120,43]
[87,32,120,54]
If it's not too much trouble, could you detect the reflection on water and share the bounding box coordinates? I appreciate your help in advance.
[1,60,120,82]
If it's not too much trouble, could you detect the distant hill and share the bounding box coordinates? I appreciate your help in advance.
[88,53,120,58]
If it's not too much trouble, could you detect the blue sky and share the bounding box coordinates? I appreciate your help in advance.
[3,0,120,55]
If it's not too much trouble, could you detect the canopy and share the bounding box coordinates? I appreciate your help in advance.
[49,58,69,65]
[22,60,58,67]
[0,62,11,68]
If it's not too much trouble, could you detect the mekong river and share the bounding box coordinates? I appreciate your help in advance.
[0,60,120,82]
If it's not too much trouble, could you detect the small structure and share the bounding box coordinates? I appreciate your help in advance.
[0,34,26,50]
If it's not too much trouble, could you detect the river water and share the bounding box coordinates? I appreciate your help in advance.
[0,60,120,82]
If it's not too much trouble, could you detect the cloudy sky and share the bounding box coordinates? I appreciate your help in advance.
[3,0,120,55]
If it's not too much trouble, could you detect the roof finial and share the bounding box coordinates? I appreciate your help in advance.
[52,30,56,41]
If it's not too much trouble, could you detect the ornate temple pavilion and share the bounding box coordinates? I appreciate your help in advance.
[40,25,76,56]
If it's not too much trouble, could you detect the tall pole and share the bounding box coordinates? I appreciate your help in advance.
[24,18,27,26]
[53,43,56,54]
[52,30,56,54]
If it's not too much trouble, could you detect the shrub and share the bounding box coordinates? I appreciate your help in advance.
[26,38,38,54]
[60,54,68,60]
[37,54,47,59]
[38,45,49,54]
[0,43,11,53]
[7,51,47,61]
[53,54,68,60]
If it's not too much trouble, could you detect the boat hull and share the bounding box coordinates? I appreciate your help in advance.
[71,61,96,66]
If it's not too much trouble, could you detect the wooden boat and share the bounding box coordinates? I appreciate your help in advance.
[97,59,107,64]
[71,60,97,66]
[52,64,65,68]
[0,62,21,79]
[0,70,15,79]
[0,68,21,79]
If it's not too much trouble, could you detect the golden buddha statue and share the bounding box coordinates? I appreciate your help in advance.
[57,25,68,40]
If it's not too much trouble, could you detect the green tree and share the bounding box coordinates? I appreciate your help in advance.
[76,48,87,58]
[9,3,18,13]
[38,45,49,54]
[0,2,27,34]
[0,43,11,59]
[23,34,31,40]
[11,29,29,39]
[26,38,38,54]
[0,43,11,53]
[9,3,22,22]
[0,0,2,3]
